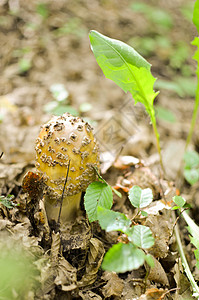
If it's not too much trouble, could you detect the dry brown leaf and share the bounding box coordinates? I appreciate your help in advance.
[173,263,193,299]
[0,219,12,230]
[61,217,92,251]
[146,256,169,286]
[78,238,105,287]
[54,256,77,291]
[138,288,168,300]
[102,271,124,298]
[145,214,172,259]
[79,290,102,300]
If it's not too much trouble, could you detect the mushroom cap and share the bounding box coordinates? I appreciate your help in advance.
[35,113,99,199]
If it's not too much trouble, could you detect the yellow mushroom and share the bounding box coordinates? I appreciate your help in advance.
[35,113,99,223]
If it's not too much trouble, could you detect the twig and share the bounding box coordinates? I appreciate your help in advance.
[57,160,70,225]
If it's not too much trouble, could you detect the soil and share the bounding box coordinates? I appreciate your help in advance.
[0,0,199,299]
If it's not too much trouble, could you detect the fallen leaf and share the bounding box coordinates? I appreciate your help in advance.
[146,256,169,286]
[138,287,168,300]
[78,238,105,287]
[102,271,124,298]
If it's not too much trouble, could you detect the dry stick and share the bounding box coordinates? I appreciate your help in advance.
[57,159,71,225]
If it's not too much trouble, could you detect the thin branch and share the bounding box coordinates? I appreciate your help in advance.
[57,160,71,225]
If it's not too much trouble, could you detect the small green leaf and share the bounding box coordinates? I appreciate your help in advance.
[184,168,199,185]
[50,83,69,102]
[111,187,122,198]
[128,225,154,249]
[102,243,145,273]
[18,58,31,73]
[192,37,199,75]
[184,151,199,185]
[84,181,113,222]
[184,151,199,169]
[128,185,153,208]
[52,105,78,116]
[141,211,148,217]
[194,249,199,270]
[172,206,180,210]
[173,195,186,208]
[155,105,176,123]
[97,206,131,232]
[182,211,199,243]
[193,0,199,33]
[145,254,155,268]
[0,195,16,209]
[36,3,49,19]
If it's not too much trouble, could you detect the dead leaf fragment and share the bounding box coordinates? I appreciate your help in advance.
[78,238,105,287]
[54,256,77,291]
[146,214,172,259]
[138,287,168,300]
[102,271,124,298]
[146,256,169,286]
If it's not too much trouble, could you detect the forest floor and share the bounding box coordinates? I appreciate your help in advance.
[0,0,199,299]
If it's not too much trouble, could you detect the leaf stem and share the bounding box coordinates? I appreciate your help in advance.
[185,80,199,150]
[173,212,199,298]
[151,115,165,174]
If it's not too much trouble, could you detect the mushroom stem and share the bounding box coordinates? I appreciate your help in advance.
[45,193,82,223]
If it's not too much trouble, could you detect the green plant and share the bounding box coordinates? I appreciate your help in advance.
[130,2,173,31]
[84,179,154,273]
[84,0,199,295]
[89,30,165,172]
[172,196,199,297]
[0,237,39,299]
[183,150,199,185]
[0,195,18,208]
[36,2,49,20]
[44,83,92,117]
[185,0,199,150]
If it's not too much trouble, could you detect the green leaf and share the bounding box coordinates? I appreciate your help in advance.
[128,185,153,208]
[184,151,199,185]
[155,105,176,123]
[182,211,199,270]
[128,225,154,249]
[145,254,155,268]
[192,37,199,75]
[97,206,131,232]
[84,181,113,222]
[193,0,199,33]
[182,211,199,242]
[184,151,199,169]
[141,211,148,217]
[89,30,159,118]
[0,195,17,209]
[102,243,145,273]
[194,249,199,270]
[184,168,199,185]
[111,187,122,198]
[172,196,186,208]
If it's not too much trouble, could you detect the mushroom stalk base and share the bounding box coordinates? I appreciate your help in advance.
[44,192,82,224]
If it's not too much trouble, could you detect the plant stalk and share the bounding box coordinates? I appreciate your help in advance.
[151,116,165,175]
[185,76,199,150]
[173,212,199,298]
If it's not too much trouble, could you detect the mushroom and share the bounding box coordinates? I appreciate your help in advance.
[35,113,100,223]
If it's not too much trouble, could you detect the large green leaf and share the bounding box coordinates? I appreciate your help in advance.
[128,185,153,208]
[193,0,199,33]
[89,30,159,118]
[84,181,113,222]
[102,243,145,273]
[127,225,154,249]
[97,206,131,232]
